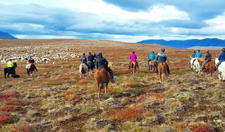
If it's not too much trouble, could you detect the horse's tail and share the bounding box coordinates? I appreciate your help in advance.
[196,61,201,73]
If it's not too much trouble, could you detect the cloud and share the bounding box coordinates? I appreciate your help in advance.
[0,0,225,41]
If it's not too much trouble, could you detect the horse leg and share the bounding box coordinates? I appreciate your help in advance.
[105,83,108,94]
[98,82,101,98]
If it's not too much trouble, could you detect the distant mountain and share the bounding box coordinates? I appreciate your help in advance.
[0,31,17,39]
[137,38,225,49]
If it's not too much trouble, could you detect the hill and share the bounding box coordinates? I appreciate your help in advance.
[0,39,224,131]
[0,31,17,39]
[138,38,225,49]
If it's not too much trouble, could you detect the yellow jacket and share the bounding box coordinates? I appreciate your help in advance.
[7,61,14,68]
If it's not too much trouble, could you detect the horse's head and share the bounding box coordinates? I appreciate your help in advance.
[13,62,17,68]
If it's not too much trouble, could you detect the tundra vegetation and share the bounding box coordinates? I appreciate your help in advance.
[0,39,224,131]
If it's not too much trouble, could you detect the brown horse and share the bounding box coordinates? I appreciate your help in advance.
[203,61,215,76]
[157,62,169,83]
[130,61,137,74]
[94,68,110,98]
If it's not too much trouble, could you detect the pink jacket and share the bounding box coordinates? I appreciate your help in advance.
[130,53,137,61]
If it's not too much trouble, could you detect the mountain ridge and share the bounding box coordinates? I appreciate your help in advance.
[0,31,17,39]
[137,38,225,49]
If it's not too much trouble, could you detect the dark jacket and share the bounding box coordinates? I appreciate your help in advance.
[156,52,167,62]
[218,51,225,62]
[204,52,211,61]
[81,55,87,63]
[96,57,108,68]
[88,54,94,62]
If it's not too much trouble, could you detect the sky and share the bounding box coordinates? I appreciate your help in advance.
[1,0,225,42]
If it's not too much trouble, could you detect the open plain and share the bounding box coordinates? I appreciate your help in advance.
[0,39,224,132]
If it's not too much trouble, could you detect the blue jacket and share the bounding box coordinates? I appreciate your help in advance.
[81,55,87,63]
[156,52,167,62]
[149,52,155,60]
[218,51,225,62]
[195,51,202,58]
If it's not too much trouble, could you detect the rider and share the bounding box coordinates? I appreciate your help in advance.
[195,50,202,58]
[148,51,155,65]
[129,51,139,69]
[7,59,15,75]
[155,48,170,75]
[190,50,196,58]
[28,56,38,71]
[81,53,89,69]
[201,50,211,71]
[96,52,115,83]
[216,48,225,73]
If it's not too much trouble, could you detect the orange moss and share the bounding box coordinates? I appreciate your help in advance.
[108,107,144,120]
[151,93,165,100]
[64,95,81,101]
[189,124,214,132]
[139,94,146,100]
[77,79,89,85]
[0,105,18,112]
[0,111,16,124]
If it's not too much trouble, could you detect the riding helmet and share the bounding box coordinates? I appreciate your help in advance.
[206,50,209,53]
[132,51,135,53]
[161,48,165,52]
[83,53,85,55]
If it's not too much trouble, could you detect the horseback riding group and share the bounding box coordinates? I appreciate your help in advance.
[189,48,225,79]
[4,56,38,78]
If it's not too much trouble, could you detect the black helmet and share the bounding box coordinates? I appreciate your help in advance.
[197,49,200,52]
[89,52,91,54]
[83,53,85,55]
[206,50,209,53]
[132,51,135,53]
[9,59,12,61]
[161,48,165,52]
[98,52,103,57]
[222,48,225,51]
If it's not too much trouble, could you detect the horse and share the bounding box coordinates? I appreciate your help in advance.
[79,63,90,78]
[4,62,17,78]
[215,58,225,80]
[189,58,197,70]
[193,58,204,74]
[94,68,111,98]
[148,60,157,71]
[130,61,137,74]
[87,61,95,71]
[26,64,37,76]
[202,61,215,76]
[157,62,169,83]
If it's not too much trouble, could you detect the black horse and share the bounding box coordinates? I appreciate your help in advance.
[4,62,18,78]
[87,61,95,71]
[26,64,38,76]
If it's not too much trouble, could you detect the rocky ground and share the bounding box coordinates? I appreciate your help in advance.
[0,39,224,132]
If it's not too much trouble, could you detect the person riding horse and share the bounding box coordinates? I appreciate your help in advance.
[148,51,155,65]
[129,51,139,69]
[7,59,15,76]
[81,53,89,70]
[155,48,170,75]
[216,48,225,73]
[88,52,95,67]
[195,50,202,59]
[28,56,38,71]
[190,50,196,58]
[201,50,212,71]
[96,52,115,83]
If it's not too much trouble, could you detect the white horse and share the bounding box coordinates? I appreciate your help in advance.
[189,58,197,70]
[193,59,201,74]
[215,58,225,80]
[79,63,92,78]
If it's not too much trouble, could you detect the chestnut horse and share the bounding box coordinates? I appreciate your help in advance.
[130,61,137,74]
[157,62,169,83]
[202,61,215,76]
[94,68,110,98]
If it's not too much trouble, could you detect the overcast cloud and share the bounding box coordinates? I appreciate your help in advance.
[1,0,225,42]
